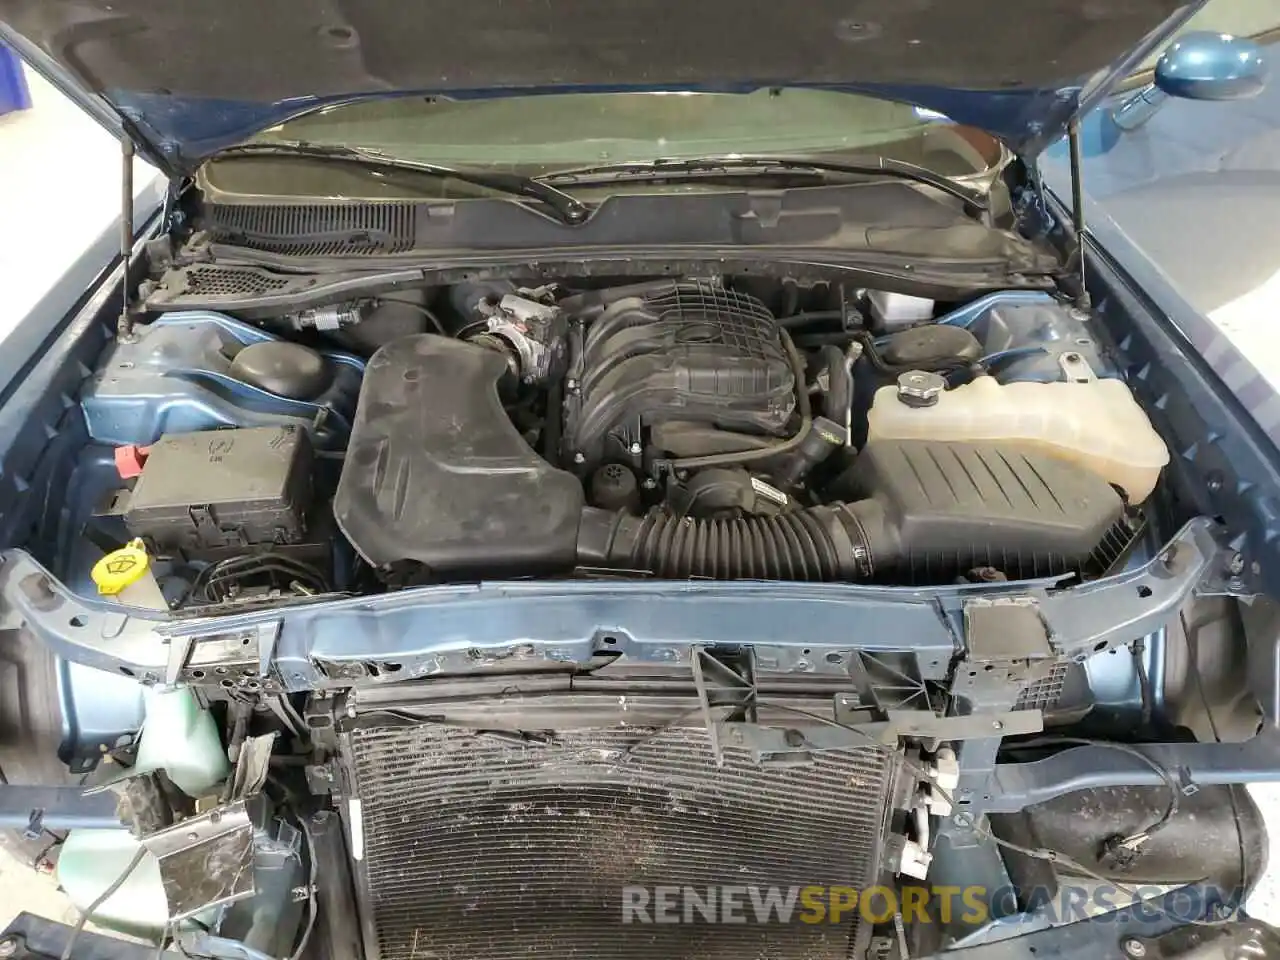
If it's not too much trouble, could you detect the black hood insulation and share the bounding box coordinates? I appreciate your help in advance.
[0,0,1191,166]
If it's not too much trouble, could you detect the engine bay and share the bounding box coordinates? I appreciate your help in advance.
[1,2,1274,952]
[7,249,1265,960]
[74,274,1169,608]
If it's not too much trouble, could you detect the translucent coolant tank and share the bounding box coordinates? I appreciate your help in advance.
[866,374,1169,503]
[56,687,229,939]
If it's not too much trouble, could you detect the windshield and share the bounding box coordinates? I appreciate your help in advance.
[246,89,995,177]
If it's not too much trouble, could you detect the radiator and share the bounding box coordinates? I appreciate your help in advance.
[346,723,897,960]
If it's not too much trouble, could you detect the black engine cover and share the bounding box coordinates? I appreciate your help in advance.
[333,335,583,576]
[564,282,795,465]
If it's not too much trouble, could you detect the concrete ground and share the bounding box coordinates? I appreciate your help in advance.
[0,850,83,929]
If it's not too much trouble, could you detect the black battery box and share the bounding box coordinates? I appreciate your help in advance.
[122,425,313,554]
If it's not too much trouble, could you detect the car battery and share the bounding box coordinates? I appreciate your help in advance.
[122,425,312,554]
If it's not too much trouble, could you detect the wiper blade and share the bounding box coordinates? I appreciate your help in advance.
[211,141,590,225]
[539,155,987,213]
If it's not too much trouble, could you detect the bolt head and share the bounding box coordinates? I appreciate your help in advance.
[952,812,974,828]
[1122,938,1147,958]
[573,452,586,464]
[1227,552,1246,575]
[628,442,642,455]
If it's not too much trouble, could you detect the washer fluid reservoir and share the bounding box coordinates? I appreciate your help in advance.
[866,374,1169,503]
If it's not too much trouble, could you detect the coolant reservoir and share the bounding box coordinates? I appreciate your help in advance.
[866,373,1170,503]
[57,686,229,940]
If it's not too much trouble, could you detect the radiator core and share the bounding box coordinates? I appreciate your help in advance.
[346,723,896,960]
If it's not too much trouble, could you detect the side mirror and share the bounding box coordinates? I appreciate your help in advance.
[1154,31,1268,101]
[1112,31,1268,131]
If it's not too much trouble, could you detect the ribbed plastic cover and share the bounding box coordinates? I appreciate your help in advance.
[204,202,418,256]
[348,725,895,960]
[566,281,795,464]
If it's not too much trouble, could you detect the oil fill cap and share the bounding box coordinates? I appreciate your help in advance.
[91,538,151,596]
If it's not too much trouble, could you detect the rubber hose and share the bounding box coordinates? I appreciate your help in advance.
[854,331,970,377]
[577,501,884,581]
[555,280,693,320]
[820,344,853,431]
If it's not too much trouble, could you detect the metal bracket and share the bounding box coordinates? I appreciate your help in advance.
[883,709,1043,742]
[0,518,1223,699]
[167,628,282,693]
[1034,518,1220,658]
[720,708,1042,762]
[0,553,169,679]
[988,726,1280,812]
[1058,350,1097,382]
[225,733,275,803]
[691,646,757,767]
[140,800,255,921]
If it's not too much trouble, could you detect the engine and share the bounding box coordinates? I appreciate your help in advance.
[561,281,797,470]
[326,279,1163,587]
[86,275,1171,598]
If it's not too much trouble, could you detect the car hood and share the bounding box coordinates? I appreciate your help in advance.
[0,0,1204,174]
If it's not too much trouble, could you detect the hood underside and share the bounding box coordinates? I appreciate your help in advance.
[0,0,1200,172]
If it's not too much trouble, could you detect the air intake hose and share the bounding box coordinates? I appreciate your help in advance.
[575,440,1127,583]
[576,502,890,581]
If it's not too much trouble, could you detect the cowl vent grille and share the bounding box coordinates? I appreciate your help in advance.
[204,202,417,256]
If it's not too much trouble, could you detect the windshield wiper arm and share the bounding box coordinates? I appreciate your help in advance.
[539,155,987,213]
[212,141,590,225]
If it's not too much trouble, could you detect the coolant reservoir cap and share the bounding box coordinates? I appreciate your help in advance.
[896,370,947,408]
[91,538,151,596]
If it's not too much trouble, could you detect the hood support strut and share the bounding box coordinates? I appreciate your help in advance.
[1067,118,1091,310]
[117,135,135,342]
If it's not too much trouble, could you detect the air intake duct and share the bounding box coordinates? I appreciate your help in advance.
[577,440,1126,583]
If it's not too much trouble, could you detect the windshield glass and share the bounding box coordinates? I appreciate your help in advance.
[247,89,989,175]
